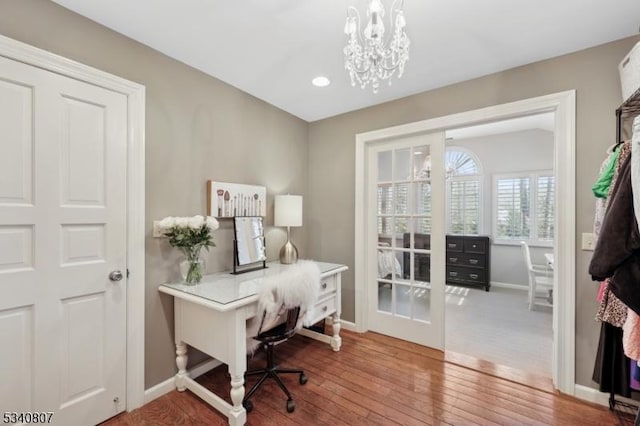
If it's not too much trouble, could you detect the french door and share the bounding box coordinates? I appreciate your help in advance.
[367,132,446,348]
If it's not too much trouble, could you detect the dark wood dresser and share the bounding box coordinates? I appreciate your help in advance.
[444,235,491,291]
[403,234,491,291]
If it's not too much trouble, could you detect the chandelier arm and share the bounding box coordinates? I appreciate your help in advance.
[374,0,404,50]
[379,0,407,72]
[348,58,373,74]
[379,54,406,72]
[346,6,365,46]
[385,0,402,46]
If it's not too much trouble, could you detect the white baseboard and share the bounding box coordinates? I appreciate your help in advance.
[340,320,357,332]
[143,377,175,405]
[189,359,222,379]
[143,358,222,405]
[490,281,527,291]
[574,384,639,408]
[325,316,357,332]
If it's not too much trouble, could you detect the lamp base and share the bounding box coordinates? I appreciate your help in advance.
[279,240,298,264]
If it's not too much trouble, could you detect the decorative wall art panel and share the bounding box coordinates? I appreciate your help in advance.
[207,181,266,218]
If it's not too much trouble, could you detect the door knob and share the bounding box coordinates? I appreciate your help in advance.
[109,270,124,282]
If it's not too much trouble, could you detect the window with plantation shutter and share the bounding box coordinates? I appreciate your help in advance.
[445,149,481,235]
[493,171,554,245]
[448,180,480,234]
[495,177,530,239]
[536,175,555,241]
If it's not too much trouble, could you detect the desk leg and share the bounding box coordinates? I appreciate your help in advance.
[229,373,245,423]
[331,313,342,352]
[175,341,188,392]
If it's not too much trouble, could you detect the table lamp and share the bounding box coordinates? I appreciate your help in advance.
[274,194,302,264]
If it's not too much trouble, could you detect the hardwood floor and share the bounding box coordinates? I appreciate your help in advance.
[103,329,630,425]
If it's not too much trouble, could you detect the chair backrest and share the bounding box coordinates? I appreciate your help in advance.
[246,261,320,353]
[283,306,301,336]
[520,241,533,272]
[255,305,301,340]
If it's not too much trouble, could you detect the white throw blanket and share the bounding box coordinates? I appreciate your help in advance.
[246,260,321,354]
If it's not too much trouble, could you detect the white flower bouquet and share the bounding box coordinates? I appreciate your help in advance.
[157,215,219,284]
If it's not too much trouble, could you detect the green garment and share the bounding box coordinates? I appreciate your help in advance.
[592,148,620,198]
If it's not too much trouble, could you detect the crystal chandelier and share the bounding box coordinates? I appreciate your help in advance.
[344,0,410,93]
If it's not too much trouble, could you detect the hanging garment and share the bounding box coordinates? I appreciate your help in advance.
[597,280,628,327]
[593,322,632,397]
[592,147,620,198]
[631,360,640,391]
[597,281,607,302]
[594,142,631,322]
[594,155,612,240]
[623,308,640,361]
[632,116,640,234]
[594,142,630,240]
[589,154,640,316]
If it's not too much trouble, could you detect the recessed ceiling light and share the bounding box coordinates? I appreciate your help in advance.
[312,76,331,87]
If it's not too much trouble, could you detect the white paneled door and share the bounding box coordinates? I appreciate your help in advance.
[367,132,446,349]
[0,55,127,425]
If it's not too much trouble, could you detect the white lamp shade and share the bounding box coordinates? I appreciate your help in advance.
[274,195,303,227]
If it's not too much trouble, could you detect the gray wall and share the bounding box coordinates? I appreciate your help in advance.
[449,129,554,286]
[307,36,638,389]
[0,0,308,388]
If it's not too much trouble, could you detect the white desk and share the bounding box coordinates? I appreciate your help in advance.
[158,261,347,426]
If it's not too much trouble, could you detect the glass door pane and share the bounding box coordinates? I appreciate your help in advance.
[376,145,432,322]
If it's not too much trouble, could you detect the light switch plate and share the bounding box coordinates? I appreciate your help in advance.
[582,232,595,251]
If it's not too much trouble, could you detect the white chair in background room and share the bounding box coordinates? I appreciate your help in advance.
[520,241,554,310]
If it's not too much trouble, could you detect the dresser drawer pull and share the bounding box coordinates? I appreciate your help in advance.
[449,271,458,277]
[322,306,328,312]
[472,244,478,248]
[321,282,328,289]
[449,257,458,262]
[468,259,479,265]
[469,274,479,279]
[448,243,457,248]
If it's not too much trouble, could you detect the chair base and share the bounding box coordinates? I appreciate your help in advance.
[243,343,307,413]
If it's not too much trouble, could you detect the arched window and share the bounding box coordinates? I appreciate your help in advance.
[445,148,482,235]
[446,149,480,177]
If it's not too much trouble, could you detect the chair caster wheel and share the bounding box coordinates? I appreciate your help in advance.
[286,399,295,413]
[299,373,308,385]
[243,400,253,413]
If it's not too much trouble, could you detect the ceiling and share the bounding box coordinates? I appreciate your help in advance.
[52,0,640,122]
[446,113,554,141]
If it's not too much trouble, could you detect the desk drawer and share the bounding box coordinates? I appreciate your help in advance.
[319,275,337,298]
[307,295,336,326]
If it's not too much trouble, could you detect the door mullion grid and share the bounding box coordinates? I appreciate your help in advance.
[390,149,397,316]
[408,154,416,321]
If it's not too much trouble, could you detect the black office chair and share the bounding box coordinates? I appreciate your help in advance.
[243,305,308,414]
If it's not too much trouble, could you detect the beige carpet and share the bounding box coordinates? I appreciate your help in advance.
[444,285,552,377]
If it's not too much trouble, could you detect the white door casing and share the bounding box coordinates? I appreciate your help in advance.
[355,91,576,395]
[366,132,446,348]
[0,34,146,423]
